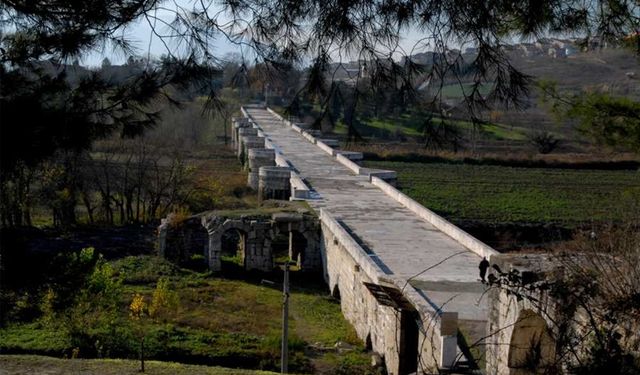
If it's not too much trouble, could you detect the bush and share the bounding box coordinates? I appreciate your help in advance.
[112,255,182,284]
[184,254,207,272]
[149,278,180,321]
[529,131,560,154]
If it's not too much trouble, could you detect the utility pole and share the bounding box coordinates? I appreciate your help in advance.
[281,261,290,374]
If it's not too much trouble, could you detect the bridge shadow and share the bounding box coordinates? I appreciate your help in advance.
[336,219,393,275]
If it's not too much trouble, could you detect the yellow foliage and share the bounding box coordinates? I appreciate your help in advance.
[129,293,147,320]
[40,288,56,325]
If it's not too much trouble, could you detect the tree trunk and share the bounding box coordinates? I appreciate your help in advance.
[139,336,145,372]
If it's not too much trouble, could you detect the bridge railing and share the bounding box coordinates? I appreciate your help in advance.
[370,176,498,260]
[319,209,392,285]
[320,209,460,370]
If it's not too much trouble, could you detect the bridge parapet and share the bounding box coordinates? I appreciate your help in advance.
[320,209,460,373]
[255,106,398,185]
[371,176,498,260]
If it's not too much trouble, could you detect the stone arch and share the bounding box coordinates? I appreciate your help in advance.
[206,219,254,272]
[365,332,373,351]
[220,227,247,268]
[289,230,307,267]
[331,283,341,300]
[270,229,290,265]
[507,309,556,375]
[157,217,209,266]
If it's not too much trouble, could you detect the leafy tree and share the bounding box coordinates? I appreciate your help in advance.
[129,278,179,372]
[0,1,216,226]
[129,292,148,372]
[540,81,640,153]
[569,93,640,153]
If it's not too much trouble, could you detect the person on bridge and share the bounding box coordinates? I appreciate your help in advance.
[479,257,490,283]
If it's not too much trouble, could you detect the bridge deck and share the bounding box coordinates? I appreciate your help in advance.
[246,108,487,320]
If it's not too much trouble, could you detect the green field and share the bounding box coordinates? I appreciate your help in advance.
[366,161,640,225]
[333,114,529,141]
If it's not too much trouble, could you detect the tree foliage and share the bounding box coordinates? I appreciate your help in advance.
[569,93,640,153]
[540,81,640,153]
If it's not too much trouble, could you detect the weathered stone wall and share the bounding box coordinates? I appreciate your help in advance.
[157,216,208,264]
[485,254,558,375]
[258,166,292,201]
[319,210,452,375]
[320,221,403,372]
[247,148,276,190]
[188,213,321,272]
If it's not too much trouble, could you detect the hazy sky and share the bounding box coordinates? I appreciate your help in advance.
[81,2,435,68]
[83,6,237,67]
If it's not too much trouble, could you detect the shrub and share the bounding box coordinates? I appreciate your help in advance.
[529,131,560,154]
[112,255,182,285]
[149,278,180,321]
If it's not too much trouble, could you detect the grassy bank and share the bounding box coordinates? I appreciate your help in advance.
[0,354,278,375]
[0,255,372,374]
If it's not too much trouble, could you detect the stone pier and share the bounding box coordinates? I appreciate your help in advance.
[258,166,291,201]
[239,135,265,165]
[247,148,276,190]
[232,117,250,144]
[237,127,258,160]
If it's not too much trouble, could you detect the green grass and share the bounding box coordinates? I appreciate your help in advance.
[1,256,370,374]
[290,291,359,346]
[0,355,278,375]
[333,113,528,141]
[112,255,184,284]
[366,160,640,225]
[0,324,70,355]
[208,200,313,218]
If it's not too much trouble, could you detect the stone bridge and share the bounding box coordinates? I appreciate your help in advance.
[160,104,562,375]
[234,105,503,374]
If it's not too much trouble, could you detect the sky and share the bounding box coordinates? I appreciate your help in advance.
[79,2,572,69]
[82,4,239,67]
[80,2,437,68]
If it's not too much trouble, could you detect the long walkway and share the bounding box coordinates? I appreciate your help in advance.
[245,108,487,320]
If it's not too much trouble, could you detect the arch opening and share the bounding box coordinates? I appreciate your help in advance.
[220,228,247,270]
[331,284,341,301]
[508,309,556,375]
[271,232,290,266]
[289,230,307,268]
[184,223,208,270]
[398,310,419,375]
